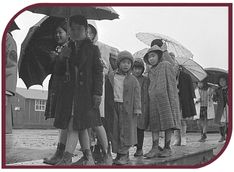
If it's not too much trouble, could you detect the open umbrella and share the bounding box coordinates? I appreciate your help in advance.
[205,67,228,85]
[136,32,193,59]
[28,5,119,20]
[133,48,206,82]
[176,56,207,82]
[18,16,66,88]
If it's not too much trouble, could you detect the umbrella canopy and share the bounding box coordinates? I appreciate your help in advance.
[176,56,207,82]
[133,48,206,82]
[8,21,20,33]
[18,16,66,88]
[28,6,119,20]
[136,32,193,59]
[205,67,228,85]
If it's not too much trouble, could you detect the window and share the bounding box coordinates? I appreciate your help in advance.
[35,99,46,111]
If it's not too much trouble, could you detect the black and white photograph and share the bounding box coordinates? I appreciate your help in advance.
[2,3,231,168]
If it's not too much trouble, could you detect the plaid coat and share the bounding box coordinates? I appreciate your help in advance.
[148,61,181,131]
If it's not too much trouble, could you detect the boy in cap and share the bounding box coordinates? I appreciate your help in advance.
[105,51,141,165]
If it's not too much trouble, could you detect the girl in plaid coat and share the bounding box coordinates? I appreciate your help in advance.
[143,45,181,158]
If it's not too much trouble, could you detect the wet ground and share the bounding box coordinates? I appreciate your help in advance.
[5,129,226,165]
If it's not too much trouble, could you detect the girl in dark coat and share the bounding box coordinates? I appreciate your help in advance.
[44,15,104,165]
[43,20,70,165]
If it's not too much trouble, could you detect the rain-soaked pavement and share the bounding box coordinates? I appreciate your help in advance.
[5,129,226,165]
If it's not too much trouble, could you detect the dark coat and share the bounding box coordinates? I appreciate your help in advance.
[214,87,228,125]
[178,71,197,118]
[45,39,103,130]
[136,75,150,130]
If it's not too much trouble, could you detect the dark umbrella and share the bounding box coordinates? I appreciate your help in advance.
[28,6,119,20]
[205,67,228,85]
[8,21,20,33]
[18,16,66,88]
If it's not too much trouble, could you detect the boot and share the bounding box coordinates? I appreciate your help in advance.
[172,130,181,146]
[72,149,95,165]
[144,140,161,158]
[219,127,226,142]
[43,143,65,165]
[102,149,113,165]
[114,153,129,165]
[113,153,121,164]
[159,148,172,158]
[198,133,207,142]
[92,144,103,163]
[56,151,73,165]
[134,149,143,157]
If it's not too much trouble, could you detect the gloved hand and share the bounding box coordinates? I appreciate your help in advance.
[93,95,102,109]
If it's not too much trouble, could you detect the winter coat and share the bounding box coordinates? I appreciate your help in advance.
[6,33,17,95]
[105,71,141,149]
[178,71,197,118]
[148,61,181,131]
[46,39,104,130]
[136,75,150,130]
[214,87,228,125]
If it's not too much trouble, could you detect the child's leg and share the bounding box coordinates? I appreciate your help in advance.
[164,129,172,149]
[136,128,144,150]
[144,131,160,158]
[134,128,144,157]
[56,118,78,165]
[181,120,187,145]
[43,129,67,165]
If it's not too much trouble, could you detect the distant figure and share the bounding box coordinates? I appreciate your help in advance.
[213,75,228,142]
[6,21,20,134]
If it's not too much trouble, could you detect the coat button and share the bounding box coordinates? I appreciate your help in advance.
[79,81,84,85]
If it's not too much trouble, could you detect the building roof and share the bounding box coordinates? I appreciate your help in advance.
[16,87,48,100]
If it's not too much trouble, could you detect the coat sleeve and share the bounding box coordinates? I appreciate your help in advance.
[92,46,104,96]
[133,77,142,114]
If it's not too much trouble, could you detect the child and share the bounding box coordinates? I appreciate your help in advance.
[213,75,228,142]
[47,15,104,165]
[43,20,70,165]
[132,58,149,157]
[143,45,181,158]
[197,80,213,142]
[105,51,141,165]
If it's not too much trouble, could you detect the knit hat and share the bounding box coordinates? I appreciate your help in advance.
[143,45,163,65]
[69,15,88,29]
[116,50,134,67]
[133,58,145,73]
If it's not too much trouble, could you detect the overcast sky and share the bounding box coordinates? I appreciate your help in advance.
[12,6,229,90]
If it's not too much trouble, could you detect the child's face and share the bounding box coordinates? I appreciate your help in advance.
[69,23,86,41]
[55,27,68,45]
[119,59,132,73]
[147,52,159,66]
[133,67,143,77]
[198,82,203,88]
[219,77,227,87]
[87,27,95,41]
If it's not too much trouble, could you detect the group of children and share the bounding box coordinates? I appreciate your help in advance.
[41,15,228,166]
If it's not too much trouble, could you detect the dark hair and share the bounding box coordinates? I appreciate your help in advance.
[88,24,97,38]
[200,79,209,90]
[56,20,67,32]
[151,39,163,47]
[218,74,228,86]
[69,15,88,29]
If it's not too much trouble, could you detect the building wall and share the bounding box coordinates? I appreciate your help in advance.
[12,94,54,129]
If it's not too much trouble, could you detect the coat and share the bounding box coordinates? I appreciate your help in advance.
[178,71,197,118]
[214,87,228,125]
[148,61,181,131]
[136,75,150,130]
[6,33,17,96]
[45,39,104,130]
[105,71,141,151]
